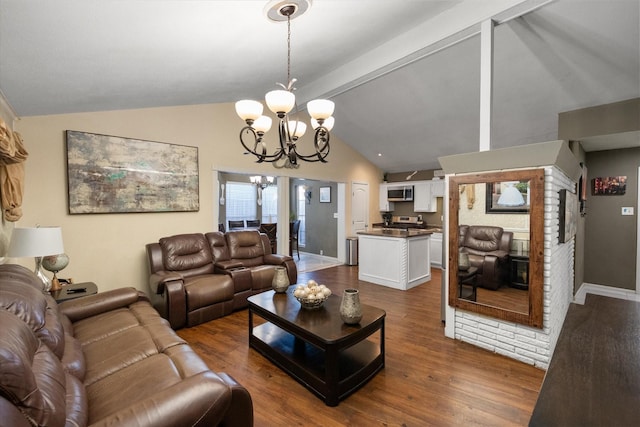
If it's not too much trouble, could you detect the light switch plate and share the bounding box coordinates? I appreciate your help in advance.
[622,207,634,215]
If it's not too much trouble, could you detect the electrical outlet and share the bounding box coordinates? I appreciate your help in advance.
[622,207,634,216]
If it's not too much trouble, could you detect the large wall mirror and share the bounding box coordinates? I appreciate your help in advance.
[448,169,544,328]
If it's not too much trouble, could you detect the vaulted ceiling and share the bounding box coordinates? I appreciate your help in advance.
[1,0,638,172]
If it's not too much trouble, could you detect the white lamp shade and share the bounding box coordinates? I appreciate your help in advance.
[265,90,295,115]
[311,116,335,131]
[497,184,525,206]
[252,115,273,133]
[307,99,335,120]
[8,227,64,257]
[235,100,263,121]
[288,120,307,138]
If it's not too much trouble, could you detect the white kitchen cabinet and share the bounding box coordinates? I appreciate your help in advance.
[357,231,431,290]
[379,183,394,211]
[430,232,443,267]
[413,181,434,212]
[431,179,446,197]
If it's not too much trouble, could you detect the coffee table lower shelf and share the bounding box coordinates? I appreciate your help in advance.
[250,321,384,406]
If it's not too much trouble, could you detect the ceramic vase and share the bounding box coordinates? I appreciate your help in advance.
[340,289,363,325]
[272,266,289,293]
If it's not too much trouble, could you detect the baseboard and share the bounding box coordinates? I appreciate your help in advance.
[574,283,640,305]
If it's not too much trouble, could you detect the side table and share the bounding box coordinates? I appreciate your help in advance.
[52,282,98,303]
[509,251,530,290]
[458,266,478,301]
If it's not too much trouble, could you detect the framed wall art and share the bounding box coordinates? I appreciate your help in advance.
[319,186,331,203]
[485,180,530,214]
[592,176,626,195]
[66,130,199,214]
[558,189,578,243]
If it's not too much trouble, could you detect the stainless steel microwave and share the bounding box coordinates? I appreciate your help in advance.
[387,185,413,202]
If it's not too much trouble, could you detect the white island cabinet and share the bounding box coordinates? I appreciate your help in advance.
[357,229,432,290]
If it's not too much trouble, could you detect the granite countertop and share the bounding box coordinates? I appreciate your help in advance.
[357,228,435,238]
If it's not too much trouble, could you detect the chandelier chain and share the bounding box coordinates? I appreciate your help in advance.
[287,14,291,86]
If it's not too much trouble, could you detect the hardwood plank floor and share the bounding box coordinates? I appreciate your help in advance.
[178,266,544,426]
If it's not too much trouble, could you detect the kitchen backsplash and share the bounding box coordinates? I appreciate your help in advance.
[389,197,443,226]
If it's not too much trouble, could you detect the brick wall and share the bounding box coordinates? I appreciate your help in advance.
[453,166,575,369]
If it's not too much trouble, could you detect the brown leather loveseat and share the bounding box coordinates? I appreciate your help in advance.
[146,230,297,329]
[459,225,513,290]
[0,264,253,427]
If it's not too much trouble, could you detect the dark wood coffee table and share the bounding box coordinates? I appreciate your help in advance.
[248,287,385,406]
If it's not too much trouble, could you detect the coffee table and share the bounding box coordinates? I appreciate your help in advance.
[248,287,385,406]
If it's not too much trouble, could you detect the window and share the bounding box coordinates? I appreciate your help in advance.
[261,186,278,223]
[297,186,306,246]
[226,182,257,224]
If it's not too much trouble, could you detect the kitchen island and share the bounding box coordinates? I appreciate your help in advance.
[357,228,433,290]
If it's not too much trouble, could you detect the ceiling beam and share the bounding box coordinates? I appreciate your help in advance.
[297,0,553,105]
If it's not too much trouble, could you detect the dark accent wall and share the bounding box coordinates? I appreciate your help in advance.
[584,147,638,290]
[291,179,338,257]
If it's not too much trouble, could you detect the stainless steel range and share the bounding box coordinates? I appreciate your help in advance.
[385,216,426,229]
[392,215,420,225]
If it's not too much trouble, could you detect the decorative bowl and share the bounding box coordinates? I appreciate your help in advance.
[294,294,328,310]
[293,281,331,310]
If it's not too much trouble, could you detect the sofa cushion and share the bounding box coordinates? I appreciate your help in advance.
[463,225,503,253]
[160,233,215,276]
[206,231,231,262]
[184,275,235,311]
[0,309,75,427]
[0,273,66,360]
[226,230,265,266]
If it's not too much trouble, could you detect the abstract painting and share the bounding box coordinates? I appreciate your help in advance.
[66,130,199,214]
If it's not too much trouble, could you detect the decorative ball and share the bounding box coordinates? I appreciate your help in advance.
[42,253,69,273]
[294,281,331,309]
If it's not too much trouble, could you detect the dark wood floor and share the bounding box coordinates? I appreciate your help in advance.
[178,266,544,426]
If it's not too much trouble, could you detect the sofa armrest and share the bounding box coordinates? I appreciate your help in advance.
[217,372,254,427]
[149,270,184,295]
[215,260,245,271]
[486,250,509,261]
[90,371,232,427]
[59,287,144,322]
[263,253,294,264]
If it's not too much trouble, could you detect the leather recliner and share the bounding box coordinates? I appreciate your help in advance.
[206,230,297,310]
[147,233,235,329]
[459,225,512,290]
[146,230,297,329]
[0,264,253,427]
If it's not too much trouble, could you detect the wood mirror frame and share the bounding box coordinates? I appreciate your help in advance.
[448,169,544,328]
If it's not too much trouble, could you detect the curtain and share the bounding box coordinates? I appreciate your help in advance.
[0,117,28,221]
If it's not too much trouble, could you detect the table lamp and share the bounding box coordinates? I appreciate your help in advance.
[8,226,65,292]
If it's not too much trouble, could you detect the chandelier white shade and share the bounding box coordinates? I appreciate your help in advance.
[235,0,334,169]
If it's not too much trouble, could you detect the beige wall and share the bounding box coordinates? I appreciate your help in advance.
[13,102,381,293]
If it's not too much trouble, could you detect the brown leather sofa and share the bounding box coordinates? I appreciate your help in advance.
[459,225,513,290]
[146,230,297,329]
[0,264,253,427]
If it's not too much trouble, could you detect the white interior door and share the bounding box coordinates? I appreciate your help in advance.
[352,182,369,234]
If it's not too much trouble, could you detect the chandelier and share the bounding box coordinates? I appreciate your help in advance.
[235,0,335,169]
[250,175,274,189]
[251,175,275,206]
